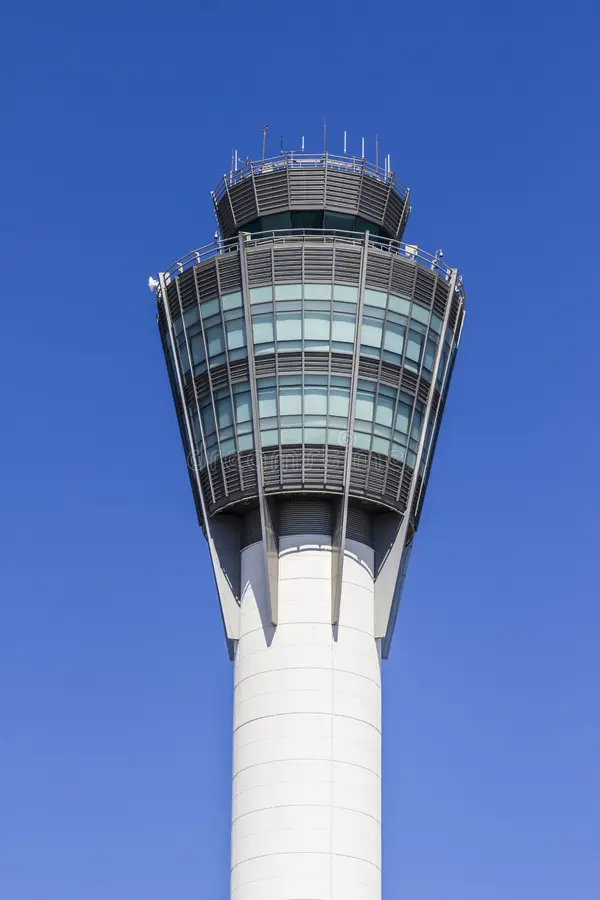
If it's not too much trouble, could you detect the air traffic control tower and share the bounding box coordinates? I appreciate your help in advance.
[152,147,465,900]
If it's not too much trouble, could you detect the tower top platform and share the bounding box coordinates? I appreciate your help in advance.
[212,152,410,241]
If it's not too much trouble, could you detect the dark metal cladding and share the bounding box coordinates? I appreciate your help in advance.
[212,153,410,241]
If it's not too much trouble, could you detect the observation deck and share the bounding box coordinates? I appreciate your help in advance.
[155,227,465,654]
[212,152,410,241]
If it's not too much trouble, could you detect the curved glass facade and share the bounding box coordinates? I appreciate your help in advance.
[160,234,463,517]
[172,282,453,387]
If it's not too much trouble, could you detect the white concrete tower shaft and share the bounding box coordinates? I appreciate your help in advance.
[232,535,381,900]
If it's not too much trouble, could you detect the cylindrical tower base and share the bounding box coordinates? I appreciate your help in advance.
[232,533,381,900]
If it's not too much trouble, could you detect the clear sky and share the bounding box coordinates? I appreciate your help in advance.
[1,1,598,898]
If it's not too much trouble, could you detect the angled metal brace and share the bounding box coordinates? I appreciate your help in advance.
[238,234,279,625]
[158,273,240,657]
[331,231,369,624]
[375,269,458,652]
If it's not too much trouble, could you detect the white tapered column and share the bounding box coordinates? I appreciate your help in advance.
[231,535,382,900]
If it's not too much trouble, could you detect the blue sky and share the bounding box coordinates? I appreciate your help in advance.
[1,1,598,898]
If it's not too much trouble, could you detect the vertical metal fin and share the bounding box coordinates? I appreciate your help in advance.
[331,495,347,625]
[374,511,407,641]
[238,234,280,626]
[330,231,369,625]
[259,494,279,625]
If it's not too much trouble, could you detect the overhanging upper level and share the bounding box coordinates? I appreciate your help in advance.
[212,152,410,241]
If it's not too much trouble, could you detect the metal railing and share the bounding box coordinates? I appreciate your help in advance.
[212,152,407,202]
[159,229,464,301]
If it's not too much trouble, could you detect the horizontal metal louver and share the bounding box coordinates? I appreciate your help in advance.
[433,278,449,316]
[414,269,435,307]
[358,358,381,380]
[279,498,333,537]
[255,170,289,213]
[325,171,361,212]
[288,170,325,206]
[215,195,235,235]
[177,269,197,307]
[383,459,402,500]
[326,447,346,488]
[365,252,391,290]
[303,246,334,281]
[333,247,361,283]
[349,450,370,492]
[217,255,242,294]
[242,507,262,548]
[273,247,303,282]
[254,356,277,377]
[229,360,250,383]
[448,294,460,331]
[346,507,374,547]
[239,450,258,493]
[390,258,416,298]
[209,368,229,391]
[247,248,273,286]
[379,362,402,388]
[230,178,257,223]
[385,190,404,238]
[195,262,219,303]
[303,446,327,486]
[166,280,180,317]
[357,177,388,222]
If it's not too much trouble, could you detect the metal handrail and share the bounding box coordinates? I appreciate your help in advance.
[212,152,406,203]
[159,229,465,302]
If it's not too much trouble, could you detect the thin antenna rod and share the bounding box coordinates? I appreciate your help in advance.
[234,149,238,170]
[361,137,365,158]
[301,135,305,151]
[323,118,327,154]
[343,130,347,154]
[262,125,268,160]
[280,135,284,153]
[375,135,379,172]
